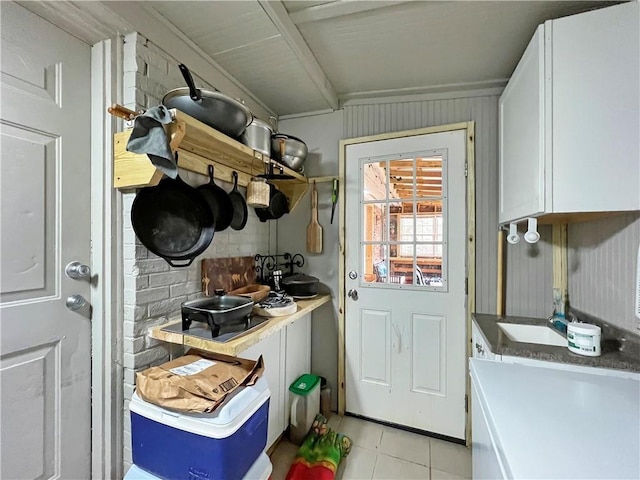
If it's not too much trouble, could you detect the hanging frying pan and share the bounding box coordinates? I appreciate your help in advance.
[228,171,248,231]
[131,167,215,267]
[254,183,289,222]
[197,165,233,232]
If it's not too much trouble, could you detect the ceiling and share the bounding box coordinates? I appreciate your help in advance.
[141,0,618,116]
[19,0,620,117]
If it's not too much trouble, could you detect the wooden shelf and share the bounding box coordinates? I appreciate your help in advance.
[113,109,309,212]
[148,294,331,357]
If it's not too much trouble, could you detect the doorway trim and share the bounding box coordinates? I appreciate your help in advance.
[337,122,476,443]
[90,37,124,479]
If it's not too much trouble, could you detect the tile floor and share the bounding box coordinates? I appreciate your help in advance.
[269,415,472,480]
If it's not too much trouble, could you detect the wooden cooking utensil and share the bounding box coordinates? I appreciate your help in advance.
[307,181,323,253]
[107,103,140,121]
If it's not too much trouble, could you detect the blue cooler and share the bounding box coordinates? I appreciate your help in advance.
[124,452,273,480]
[130,376,270,480]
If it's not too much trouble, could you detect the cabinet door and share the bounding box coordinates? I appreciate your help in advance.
[499,25,546,224]
[241,330,285,449]
[471,381,507,480]
[551,2,640,213]
[284,314,311,426]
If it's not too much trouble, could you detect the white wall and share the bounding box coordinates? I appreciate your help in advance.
[120,32,274,470]
[277,111,343,410]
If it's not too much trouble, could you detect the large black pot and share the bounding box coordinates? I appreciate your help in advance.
[281,274,319,298]
[163,64,253,138]
[131,174,215,267]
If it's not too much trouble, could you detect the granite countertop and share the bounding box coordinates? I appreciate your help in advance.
[473,312,640,373]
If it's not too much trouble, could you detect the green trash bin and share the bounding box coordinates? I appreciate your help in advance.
[288,374,321,445]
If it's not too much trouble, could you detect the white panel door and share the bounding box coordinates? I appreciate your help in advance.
[345,130,467,439]
[0,3,92,479]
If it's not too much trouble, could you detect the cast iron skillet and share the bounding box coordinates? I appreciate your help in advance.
[254,183,289,222]
[131,169,215,267]
[197,165,233,232]
[228,171,248,231]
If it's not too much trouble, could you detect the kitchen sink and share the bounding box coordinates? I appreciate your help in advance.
[497,323,567,347]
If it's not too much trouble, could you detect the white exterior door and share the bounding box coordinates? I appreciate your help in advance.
[1,3,92,478]
[345,129,467,439]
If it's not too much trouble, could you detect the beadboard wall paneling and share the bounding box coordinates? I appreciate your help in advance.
[569,213,640,333]
[504,225,554,318]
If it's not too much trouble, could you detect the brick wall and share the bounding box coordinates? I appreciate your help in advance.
[120,32,274,469]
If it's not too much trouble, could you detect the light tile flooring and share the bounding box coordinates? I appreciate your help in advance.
[270,415,472,480]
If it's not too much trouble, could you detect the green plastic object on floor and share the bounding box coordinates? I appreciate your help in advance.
[285,413,352,480]
[289,374,321,396]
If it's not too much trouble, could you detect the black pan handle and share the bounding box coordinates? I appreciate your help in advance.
[208,164,215,184]
[178,64,202,102]
[165,257,196,268]
[233,171,239,190]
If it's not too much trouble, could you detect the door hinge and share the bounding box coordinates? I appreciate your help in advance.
[464,162,468,177]
[465,394,469,413]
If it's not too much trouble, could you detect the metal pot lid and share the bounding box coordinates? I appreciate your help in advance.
[282,273,319,285]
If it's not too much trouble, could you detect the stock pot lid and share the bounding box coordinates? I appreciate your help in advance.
[282,273,319,285]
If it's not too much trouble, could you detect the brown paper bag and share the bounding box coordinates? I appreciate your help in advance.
[135,349,264,413]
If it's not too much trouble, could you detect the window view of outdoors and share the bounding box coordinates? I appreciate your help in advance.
[362,155,445,287]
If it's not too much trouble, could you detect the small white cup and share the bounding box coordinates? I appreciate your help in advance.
[507,223,520,244]
[524,218,540,244]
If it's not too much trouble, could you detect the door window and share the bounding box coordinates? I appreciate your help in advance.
[361,152,447,289]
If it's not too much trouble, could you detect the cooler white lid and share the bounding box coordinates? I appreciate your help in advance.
[124,452,272,480]
[130,376,270,438]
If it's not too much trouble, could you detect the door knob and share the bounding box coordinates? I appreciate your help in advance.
[348,289,358,301]
[65,261,91,280]
[66,294,88,311]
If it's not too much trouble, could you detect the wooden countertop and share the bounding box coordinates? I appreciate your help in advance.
[149,294,331,357]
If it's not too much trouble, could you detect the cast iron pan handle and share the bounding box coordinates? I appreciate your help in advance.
[208,164,215,184]
[178,64,202,102]
[233,171,239,190]
[165,258,196,268]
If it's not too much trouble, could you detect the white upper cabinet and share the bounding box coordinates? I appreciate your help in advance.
[499,2,640,225]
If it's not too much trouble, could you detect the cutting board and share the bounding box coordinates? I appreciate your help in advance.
[201,256,256,295]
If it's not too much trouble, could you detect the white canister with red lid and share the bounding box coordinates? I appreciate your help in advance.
[567,322,601,356]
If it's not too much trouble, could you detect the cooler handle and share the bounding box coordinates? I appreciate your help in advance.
[291,396,299,428]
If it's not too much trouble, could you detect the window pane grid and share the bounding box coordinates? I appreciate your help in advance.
[360,151,447,289]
